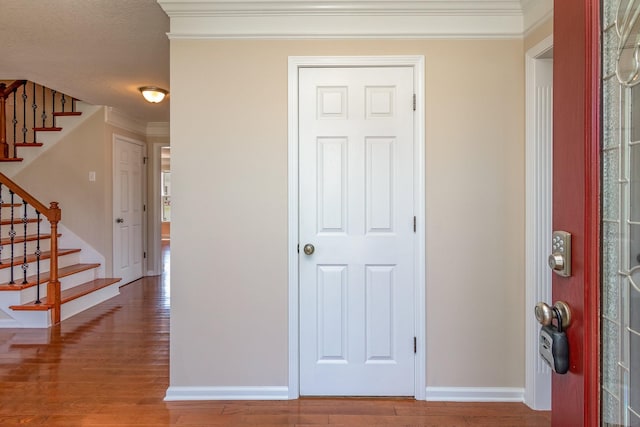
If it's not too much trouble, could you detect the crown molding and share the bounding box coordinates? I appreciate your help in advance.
[104,107,147,136]
[158,0,526,39]
[105,109,171,137]
[159,1,523,16]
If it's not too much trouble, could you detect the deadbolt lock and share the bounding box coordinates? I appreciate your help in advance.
[549,231,571,277]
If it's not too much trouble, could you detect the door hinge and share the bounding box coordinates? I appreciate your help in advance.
[143,157,148,164]
[413,94,416,111]
[144,252,147,259]
[414,337,417,353]
[413,216,416,233]
[143,204,146,212]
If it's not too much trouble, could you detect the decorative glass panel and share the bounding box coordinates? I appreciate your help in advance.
[602,1,640,425]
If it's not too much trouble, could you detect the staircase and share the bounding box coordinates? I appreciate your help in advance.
[0,80,122,328]
[0,80,84,166]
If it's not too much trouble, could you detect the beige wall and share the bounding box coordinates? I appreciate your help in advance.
[170,39,525,391]
[15,108,147,278]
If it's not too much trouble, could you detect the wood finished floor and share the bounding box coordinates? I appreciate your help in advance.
[0,243,550,426]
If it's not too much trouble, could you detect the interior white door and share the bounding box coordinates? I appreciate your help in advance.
[113,136,144,285]
[299,67,415,396]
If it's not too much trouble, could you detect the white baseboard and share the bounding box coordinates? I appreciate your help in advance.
[0,319,22,328]
[164,386,290,401]
[425,387,524,402]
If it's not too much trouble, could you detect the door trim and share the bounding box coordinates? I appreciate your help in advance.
[287,55,426,400]
[524,34,553,411]
[149,142,170,276]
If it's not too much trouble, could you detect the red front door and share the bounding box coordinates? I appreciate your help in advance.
[552,0,600,425]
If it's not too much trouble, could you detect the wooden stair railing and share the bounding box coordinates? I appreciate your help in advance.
[0,80,78,161]
[0,172,62,324]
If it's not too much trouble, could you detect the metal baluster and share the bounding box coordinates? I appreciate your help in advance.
[21,83,27,143]
[41,85,47,128]
[31,82,37,137]
[52,90,57,127]
[21,200,28,284]
[11,90,17,158]
[8,191,15,285]
[35,210,41,304]
[61,94,66,113]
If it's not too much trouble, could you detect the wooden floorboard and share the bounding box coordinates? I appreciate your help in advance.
[0,243,550,426]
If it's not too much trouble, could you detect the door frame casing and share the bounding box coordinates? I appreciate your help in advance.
[149,142,170,276]
[524,34,553,411]
[287,56,426,399]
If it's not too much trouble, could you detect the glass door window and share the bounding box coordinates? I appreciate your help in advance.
[601,1,640,424]
[162,171,171,222]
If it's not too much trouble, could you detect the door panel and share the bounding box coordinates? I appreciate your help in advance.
[552,0,600,425]
[113,136,144,285]
[299,67,415,396]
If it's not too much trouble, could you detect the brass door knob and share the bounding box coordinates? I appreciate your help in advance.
[535,301,572,329]
[303,244,315,255]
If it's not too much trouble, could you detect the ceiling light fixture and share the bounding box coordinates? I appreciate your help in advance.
[139,86,168,103]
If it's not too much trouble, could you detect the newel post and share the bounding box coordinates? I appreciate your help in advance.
[0,83,8,159]
[47,202,62,325]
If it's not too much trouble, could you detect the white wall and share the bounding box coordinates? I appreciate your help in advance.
[168,39,525,394]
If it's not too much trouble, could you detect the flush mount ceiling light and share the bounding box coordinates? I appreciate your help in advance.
[139,86,168,103]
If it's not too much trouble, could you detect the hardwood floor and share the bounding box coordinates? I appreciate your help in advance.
[0,243,550,426]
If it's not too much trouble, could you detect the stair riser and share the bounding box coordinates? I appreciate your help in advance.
[0,206,28,217]
[0,239,52,259]
[60,283,120,322]
[0,310,49,328]
[0,282,120,328]
[3,265,96,304]
[0,293,42,327]
[60,269,97,291]
[0,222,45,236]
[0,252,81,284]
[18,284,47,304]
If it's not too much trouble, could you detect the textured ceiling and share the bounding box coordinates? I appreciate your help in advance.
[0,0,170,123]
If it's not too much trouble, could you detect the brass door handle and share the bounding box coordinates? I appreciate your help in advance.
[303,244,315,255]
[535,301,571,329]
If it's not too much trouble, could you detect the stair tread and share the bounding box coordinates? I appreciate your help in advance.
[0,248,81,271]
[13,143,44,147]
[0,218,41,226]
[0,158,23,162]
[32,127,62,132]
[53,112,81,117]
[1,204,22,208]
[9,278,121,310]
[0,262,100,289]
[0,233,58,246]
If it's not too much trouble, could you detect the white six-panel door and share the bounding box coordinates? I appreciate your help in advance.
[299,67,415,396]
[113,135,144,285]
